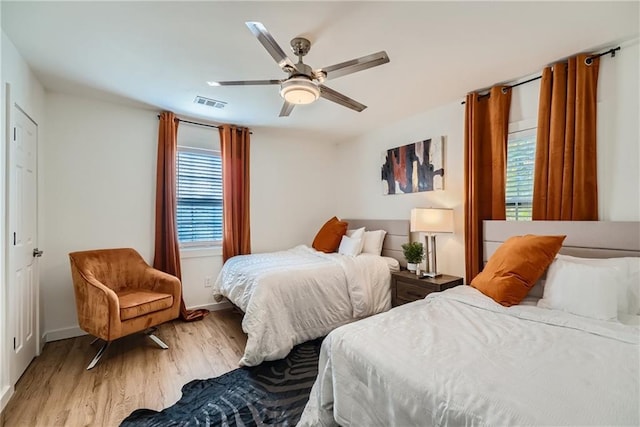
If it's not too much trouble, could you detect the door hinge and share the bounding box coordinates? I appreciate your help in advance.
[13,232,16,246]
[13,337,16,349]
[13,127,16,141]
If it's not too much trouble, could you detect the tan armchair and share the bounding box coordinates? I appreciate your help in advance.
[69,248,181,369]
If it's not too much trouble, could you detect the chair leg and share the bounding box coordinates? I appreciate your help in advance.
[87,341,111,370]
[146,332,169,350]
[85,330,167,370]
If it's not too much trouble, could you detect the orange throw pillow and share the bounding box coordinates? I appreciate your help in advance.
[471,234,566,306]
[312,217,348,253]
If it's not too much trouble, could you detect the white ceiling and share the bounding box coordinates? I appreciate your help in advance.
[2,1,638,143]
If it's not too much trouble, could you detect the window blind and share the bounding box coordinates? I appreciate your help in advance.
[506,129,536,221]
[176,149,223,244]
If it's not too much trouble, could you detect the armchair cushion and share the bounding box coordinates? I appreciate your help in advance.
[117,290,174,321]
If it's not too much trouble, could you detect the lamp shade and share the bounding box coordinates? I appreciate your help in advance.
[280,77,320,105]
[410,208,454,233]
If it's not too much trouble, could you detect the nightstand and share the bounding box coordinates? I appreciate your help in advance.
[390,271,463,307]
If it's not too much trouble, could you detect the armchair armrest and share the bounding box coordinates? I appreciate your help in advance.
[84,276,120,312]
[72,269,121,340]
[142,267,182,300]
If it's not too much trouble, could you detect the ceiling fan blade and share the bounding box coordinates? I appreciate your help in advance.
[245,22,296,72]
[208,79,281,86]
[318,51,390,80]
[319,85,367,112]
[279,101,295,117]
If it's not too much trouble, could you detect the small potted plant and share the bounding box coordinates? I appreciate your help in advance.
[402,241,425,272]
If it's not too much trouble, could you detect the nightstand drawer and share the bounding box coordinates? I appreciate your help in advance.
[390,272,463,307]
[396,280,437,301]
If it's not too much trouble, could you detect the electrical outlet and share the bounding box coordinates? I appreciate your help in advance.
[204,276,213,288]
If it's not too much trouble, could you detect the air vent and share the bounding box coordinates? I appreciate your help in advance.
[194,96,227,109]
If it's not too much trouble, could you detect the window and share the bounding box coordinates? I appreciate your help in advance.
[176,147,223,246]
[506,128,536,221]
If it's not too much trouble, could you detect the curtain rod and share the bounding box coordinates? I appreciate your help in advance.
[156,115,253,134]
[460,46,621,105]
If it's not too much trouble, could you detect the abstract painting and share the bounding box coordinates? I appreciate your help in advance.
[381,137,444,195]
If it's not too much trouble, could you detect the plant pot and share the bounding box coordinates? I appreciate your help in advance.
[407,263,417,272]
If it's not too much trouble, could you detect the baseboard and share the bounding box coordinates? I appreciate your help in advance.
[0,384,14,415]
[44,326,87,342]
[43,302,232,342]
[188,301,232,312]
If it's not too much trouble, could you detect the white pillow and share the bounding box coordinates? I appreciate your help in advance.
[556,254,640,315]
[362,230,387,255]
[346,227,365,240]
[537,258,619,321]
[338,235,364,257]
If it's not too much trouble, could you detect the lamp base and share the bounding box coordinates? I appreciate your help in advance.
[421,272,442,278]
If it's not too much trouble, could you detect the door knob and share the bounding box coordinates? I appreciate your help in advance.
[33,248,43,258]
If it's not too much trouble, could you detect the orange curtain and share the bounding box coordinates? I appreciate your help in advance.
[464,86,512,282]
[154,112,208,321]
[532,54,599,220]
[220,124,251,262]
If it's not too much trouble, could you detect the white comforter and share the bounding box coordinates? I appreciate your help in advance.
[299,285,640,426]
[214,245,391,366]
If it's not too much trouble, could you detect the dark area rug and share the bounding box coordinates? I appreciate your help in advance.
[121,339,322,427]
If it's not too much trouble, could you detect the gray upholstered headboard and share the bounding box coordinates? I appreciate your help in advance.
[483,220,640,261]
[344,219,410,267]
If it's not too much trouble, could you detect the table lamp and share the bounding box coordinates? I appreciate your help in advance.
[410,208,454,277]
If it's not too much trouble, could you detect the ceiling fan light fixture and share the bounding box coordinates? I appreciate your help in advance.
[280,77,320,105]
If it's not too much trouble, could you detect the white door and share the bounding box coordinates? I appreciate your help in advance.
[8,105,39,383]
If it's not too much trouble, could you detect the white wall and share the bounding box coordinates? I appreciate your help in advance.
[597,39,640,221]
[1,30,46,412]
[334,102,466,279]
[42,92,158,340]
[40,92,338,338]
[334,40,640,281]
[250,128,340,253]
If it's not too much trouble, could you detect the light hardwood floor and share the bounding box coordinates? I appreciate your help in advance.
[1,309,247,427]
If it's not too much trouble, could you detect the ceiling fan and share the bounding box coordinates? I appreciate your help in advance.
[208,22,390,117]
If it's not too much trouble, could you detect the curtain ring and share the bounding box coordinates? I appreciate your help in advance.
[585,57,593,66]
[501,87,508,94]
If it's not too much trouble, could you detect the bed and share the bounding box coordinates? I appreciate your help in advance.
[299,220,640,426]
[213,218,409,366]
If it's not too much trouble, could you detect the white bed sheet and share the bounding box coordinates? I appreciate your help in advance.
[214,245,391,366]
[299,285,640,426]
